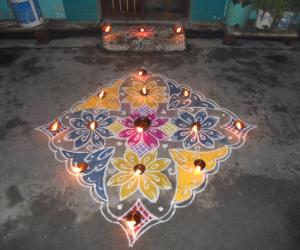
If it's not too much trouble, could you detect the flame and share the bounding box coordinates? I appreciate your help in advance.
[98,90,105,99]
[183,89,189,97]
[141,86,148,95]
[195,166,201,173]
[138,70,144,77]
[103,25,111,33]
[126,220,136,231]
[136,127,143,133]
[235,121,243,130]
[134,169,142,176]
[140,27,145,32]
[50,119,60,132]
[176,27,182,34]
[72,165,82,173]
[89,121,97,131]
[192,124,199,133]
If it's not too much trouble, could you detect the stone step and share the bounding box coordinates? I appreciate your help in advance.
[101,24,186,52]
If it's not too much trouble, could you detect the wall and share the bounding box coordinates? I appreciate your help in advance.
[0,0,65,19]
[63,0,100,22]
[190,0,228,21]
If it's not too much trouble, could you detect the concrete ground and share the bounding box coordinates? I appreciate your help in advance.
[0,38,299,250]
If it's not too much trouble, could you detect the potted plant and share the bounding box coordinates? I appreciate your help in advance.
[225,0,254,28]
[253,0,288,29]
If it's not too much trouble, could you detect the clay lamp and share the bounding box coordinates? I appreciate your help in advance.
[88,121,98,131]
[173,25,184,34]
[98,90,106,99]
[126,211,142,230]
[194,159,206,172]
[133,164,146,176]
[73,162,88,173]
[102,23,112,33]
[134,117,151,133]
[140,86,149,96]
[49,119,61,132]
[181,88,190,98]
[138,68,147,77]
[191,122,201,133]
[234,120,245,130]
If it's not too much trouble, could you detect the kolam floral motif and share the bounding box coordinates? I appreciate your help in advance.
[37,69,256,246]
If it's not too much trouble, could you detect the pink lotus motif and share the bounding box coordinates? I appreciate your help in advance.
[118,112,168,149]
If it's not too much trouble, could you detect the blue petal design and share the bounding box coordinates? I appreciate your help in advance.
[179,111,194,125]
[81,111,94,123]
[167,80,182,96]
[75,131,91,148]
[203,129,224,140]
[95,111,108,123]
[67,129,86,140]
[172,117,191,129]
[195,110,207,123]
[172,129,191,141]
[70,118,86,129]
[96,127,114,137]
[199,132,214,149]
[92,131,105,147]
[168,95,181,109]
[183,133,199,149]
[82,168,107,200]
[202,116,219,129]
[188,93,216,109]
[100,117,116,127]
[61,147,114,201]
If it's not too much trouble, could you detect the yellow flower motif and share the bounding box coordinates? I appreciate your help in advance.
[123,80,168,109]
[169,146,229,204]
[74,79,122,111]
[107,149,171,202]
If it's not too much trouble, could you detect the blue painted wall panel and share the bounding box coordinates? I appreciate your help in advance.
[0,0,14,19]
[39,0,65,19]
[0,0,65,20]
[63,0,100,22]
[190,0,228,21]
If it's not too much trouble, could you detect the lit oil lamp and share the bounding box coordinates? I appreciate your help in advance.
[140,86,149,96]
[173,25,184,34]
[138,68,147,77]
[234,120,245,130]
[49,119,61,132]
[182,88,190,98]
[98,90,106,99]
[102,23,112,33]
[191,122,201,133]
[72,162,88,173]
[134,117,151,133]
[88,121,97,131]
[134,164,145,176]
[126,211,141,231]
[194,159,206,172]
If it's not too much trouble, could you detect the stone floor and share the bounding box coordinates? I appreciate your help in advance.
[0,38,299,250]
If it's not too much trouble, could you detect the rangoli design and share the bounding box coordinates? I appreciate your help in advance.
[37,69,256,246]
